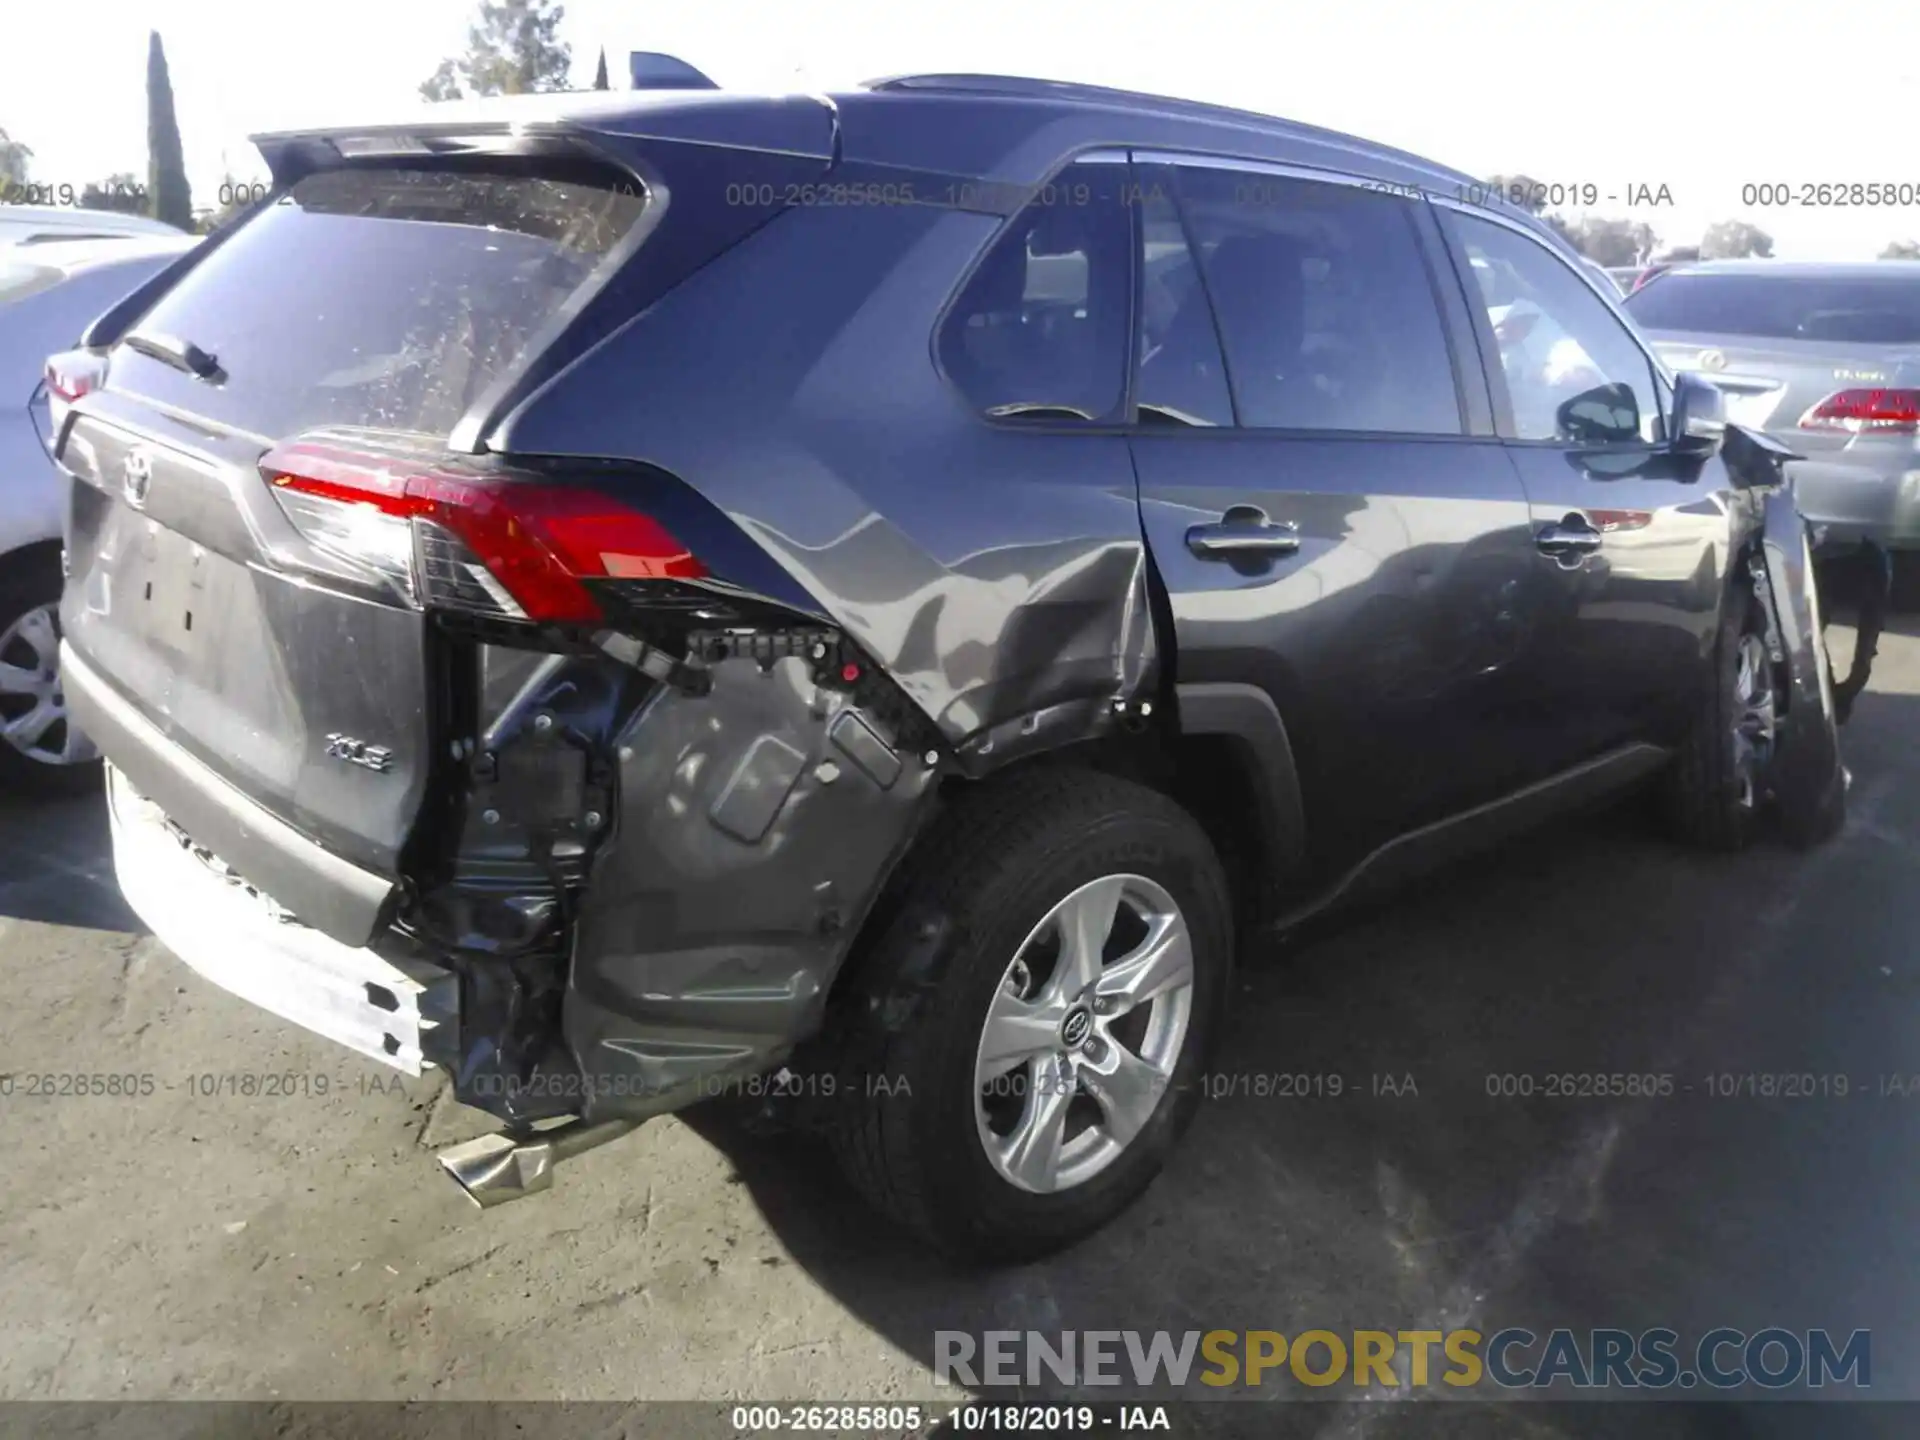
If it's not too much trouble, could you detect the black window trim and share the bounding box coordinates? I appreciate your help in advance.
[1429,197,1673,451]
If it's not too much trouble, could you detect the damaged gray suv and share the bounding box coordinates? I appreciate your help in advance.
[50,75,1844,1263]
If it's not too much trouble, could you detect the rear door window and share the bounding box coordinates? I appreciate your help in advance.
[938,159,1133,423]
[1625,272,1920,344]
[1168,168,1463,435]
[109,160,647,440]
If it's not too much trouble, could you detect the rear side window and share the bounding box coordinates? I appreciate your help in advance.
[112,161,646,439]
[938,159,1132,423]
[1626,272,1920,345]
[1170,168,1462,435]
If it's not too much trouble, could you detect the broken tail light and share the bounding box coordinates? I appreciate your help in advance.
[1797,388,1920,435]
[261,438,706,625]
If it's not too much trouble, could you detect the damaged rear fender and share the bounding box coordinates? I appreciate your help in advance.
[563,647,943,1117]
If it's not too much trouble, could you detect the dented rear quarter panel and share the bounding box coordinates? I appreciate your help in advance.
[488,197,1157,771]
[483,198,1160,1110]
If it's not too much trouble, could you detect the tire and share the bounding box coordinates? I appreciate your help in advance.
[0,548,100,798]
[828,767,1233,1265]
[1893,551,1920,614]
[1665,582,1774,852]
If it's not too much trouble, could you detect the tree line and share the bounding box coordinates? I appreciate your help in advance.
[7,13,1919,260]
[1485,172,1920,265]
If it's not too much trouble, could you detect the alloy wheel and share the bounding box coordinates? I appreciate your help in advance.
[0,602,94,768]
[973,873,1194,1194]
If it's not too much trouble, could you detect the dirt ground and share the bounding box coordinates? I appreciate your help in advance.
[3,617,1918,1424]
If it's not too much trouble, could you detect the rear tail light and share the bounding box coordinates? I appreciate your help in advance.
[260,438,705,625]
[44,348,107,429]
[1797,388,1920,435]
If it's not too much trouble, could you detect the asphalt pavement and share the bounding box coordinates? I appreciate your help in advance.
[1,613,1917,1439]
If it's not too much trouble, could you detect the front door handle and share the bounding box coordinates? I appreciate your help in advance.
[1535,518,1603,561]
[1186,505,1302,559]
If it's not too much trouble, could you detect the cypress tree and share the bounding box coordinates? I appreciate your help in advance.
[147,31,192,231]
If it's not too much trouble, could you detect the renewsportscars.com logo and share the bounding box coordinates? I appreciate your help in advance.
[935,1327,1871,1392]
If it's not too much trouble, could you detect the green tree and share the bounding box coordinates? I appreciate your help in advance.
[593,46,609,90]
[1565,217,1660,267]
[0,127,31,188]
[81,172,147,215]
[1701,220,1773,260]
[419,0,574,101]
[146,32,192,231]
[1881,240,1920,260]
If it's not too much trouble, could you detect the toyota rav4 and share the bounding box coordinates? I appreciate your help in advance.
[47,74,1844,1263]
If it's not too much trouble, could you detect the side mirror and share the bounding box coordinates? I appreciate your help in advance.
[1671,372,1727,457]
[1555,381,1641,445]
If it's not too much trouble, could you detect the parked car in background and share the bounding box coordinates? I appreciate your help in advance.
[0,204,187,248]
[0,234,197,792]
[46,76,1843,1262]
[1577,259,1622,294]
[1625,261,1920,557]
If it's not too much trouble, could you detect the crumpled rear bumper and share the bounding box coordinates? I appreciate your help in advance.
[106,765,456,1073]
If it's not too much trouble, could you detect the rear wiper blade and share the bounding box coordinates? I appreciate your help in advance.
[123,328,223,382]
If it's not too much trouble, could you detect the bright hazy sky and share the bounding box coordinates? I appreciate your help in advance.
[7,0,1920,259]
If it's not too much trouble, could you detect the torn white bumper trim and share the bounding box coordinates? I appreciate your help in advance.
[106,765,451,1074]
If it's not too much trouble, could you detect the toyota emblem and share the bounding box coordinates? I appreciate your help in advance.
[122,447,153,508]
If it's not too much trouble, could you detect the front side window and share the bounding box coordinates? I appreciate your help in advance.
[1453,213,1662,446]
[938,159,1132,423]
[1169,168,1463,435]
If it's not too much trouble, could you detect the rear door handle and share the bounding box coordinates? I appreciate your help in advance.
[1535,518,1603,560]
[1186,505,1302,559]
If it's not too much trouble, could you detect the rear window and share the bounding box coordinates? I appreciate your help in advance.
[112,161,647,438]
[1626,272,1920,345]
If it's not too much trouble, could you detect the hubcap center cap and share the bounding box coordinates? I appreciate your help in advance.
[1060,1006,1093,1049]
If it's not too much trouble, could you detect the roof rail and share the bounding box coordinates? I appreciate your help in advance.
[861,72,1285,126]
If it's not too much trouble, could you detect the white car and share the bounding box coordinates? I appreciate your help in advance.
[0,203,187,248]
[0,234,197,792]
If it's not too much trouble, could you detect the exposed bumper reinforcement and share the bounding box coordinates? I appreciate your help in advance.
[106,764,453,1073]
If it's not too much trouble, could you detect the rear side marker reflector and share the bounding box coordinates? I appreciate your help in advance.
[261,439,705,624]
